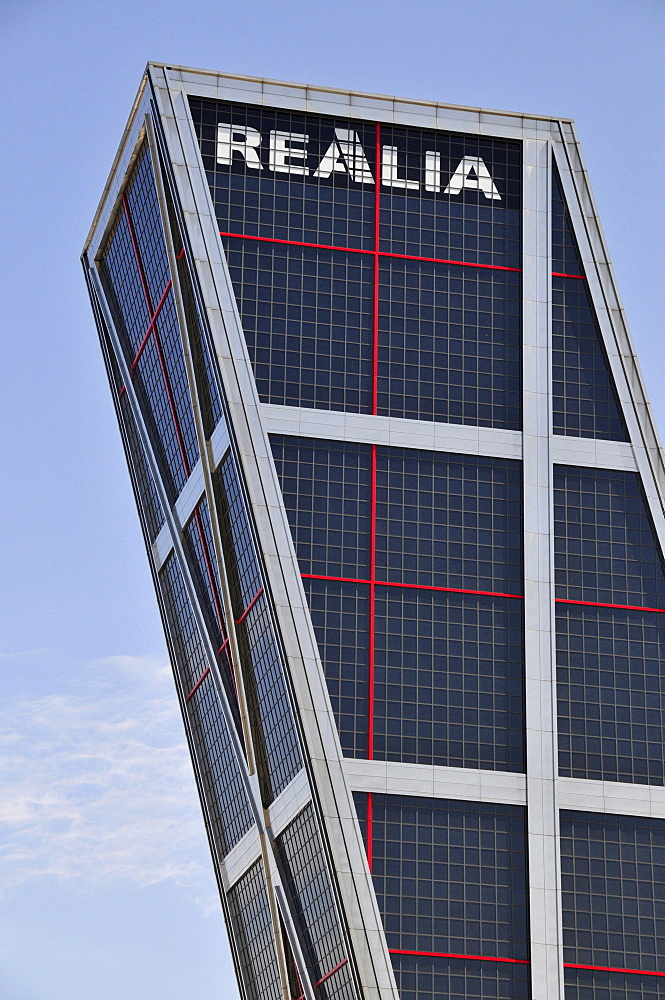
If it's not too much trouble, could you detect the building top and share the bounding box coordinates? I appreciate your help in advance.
[148,61,575,123]
[83,63,575,253]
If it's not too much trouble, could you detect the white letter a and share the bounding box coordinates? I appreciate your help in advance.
[313,129,374,185]
[444,156,501,200]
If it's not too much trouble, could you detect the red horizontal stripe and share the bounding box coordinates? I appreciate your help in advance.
[235,586,264,625]
[221,230,372,256]
[564,963,665,978]
[220,230,521,273]
[186,667,210,702]
[389,948,529,965]
[381,249,520,273]
[301,573,522,600]
[556,598,665,615]
[315,958,349,986]
[552,271,586,279]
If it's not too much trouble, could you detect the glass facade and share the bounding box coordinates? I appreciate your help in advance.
[84,71,665,1000]
[561,811,665,1000]
[555,466,665,784]
[277,805,357,999]
[551,168,627,442]
[191,96,522,429]
[355,793,530,999]
[272,435,525,770]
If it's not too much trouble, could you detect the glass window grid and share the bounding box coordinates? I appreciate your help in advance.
[216,453,264,613]
[189,98,377,249]
[214,453,303,805]
[133,335,188,500]
[102,328,165,542]
[550,163,627,442]
[554,467,665,609]
[560,811,665,973]
[237,595,303,804]
[272,435,525,769]
[228,859,283,1000]
[159,553,253,854]
[124,143,171,308]
[564,967,665,1000]
[376,447,523,595]
[271,437,523,593]
[118,387,165,541]
[302,578,370,758]
[190,97,523,429]
[377,259,521,429]
[162,168,225,438]
[182,498,238,707]
[277,805,357,1000]
[557,605,665,786]
[363,794,529,960]
[101,210,149,358]
[271,436,373,580]
[378,124,521,268]
[223,239,374,413]
[100,141,200,501]
[552,277,628,442]
[392,954,531,1000]
[375,589,525,772]
[552,165,584,278]
[150,291,199,471]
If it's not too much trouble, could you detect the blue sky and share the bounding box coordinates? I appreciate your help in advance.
[1,1,663,997]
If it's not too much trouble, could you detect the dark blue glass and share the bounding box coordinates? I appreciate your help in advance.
[214,454,303,804]
[392,954,530,1000]
[277,805,357,1000]
[551,166,627,441]
[565,967,665,1000]
[223,239,374,413]
[303,578,370,758]
[560,811,665,972]
[375,448,523,595]
[552,166,584,278]
[270,436,372,580]
[377,260,521,429]
[368,794,529,959]
[379,124,521,268]
[557,605,665,785]
[375,590,524,772]
[227,859,283,1000]
[554,466,665,608]
[552,277,627,441]
[159,553,253,855]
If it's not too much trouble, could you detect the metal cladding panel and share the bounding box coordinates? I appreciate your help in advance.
[81,64,665,1000]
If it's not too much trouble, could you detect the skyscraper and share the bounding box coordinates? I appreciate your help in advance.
[82,64,665,1000]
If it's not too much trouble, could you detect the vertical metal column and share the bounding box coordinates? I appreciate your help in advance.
[522,135,565,1000]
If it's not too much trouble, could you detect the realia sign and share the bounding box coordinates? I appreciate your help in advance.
[216,124,502,201]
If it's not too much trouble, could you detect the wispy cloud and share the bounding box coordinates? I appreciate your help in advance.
[0,655,213,898]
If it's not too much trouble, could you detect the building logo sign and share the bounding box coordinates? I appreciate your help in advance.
[216,124,502,201]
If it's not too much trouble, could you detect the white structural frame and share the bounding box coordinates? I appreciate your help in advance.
[82,64,665,1000]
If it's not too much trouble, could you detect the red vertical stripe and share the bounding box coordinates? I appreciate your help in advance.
[372,122,381,416]
[122,188,190,477]
[368,444,377,761]
[366,791,373,872]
